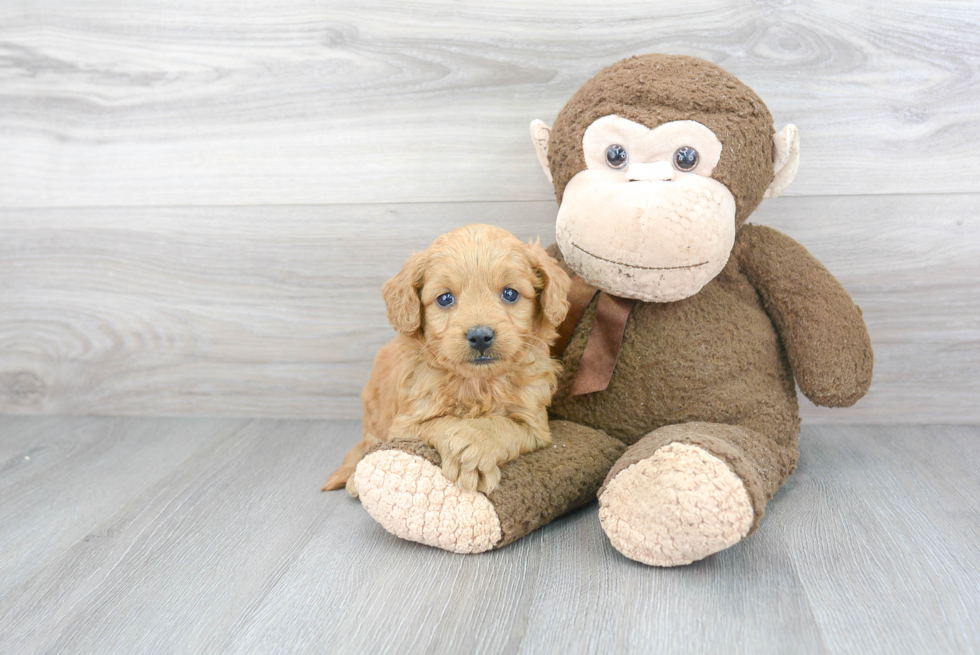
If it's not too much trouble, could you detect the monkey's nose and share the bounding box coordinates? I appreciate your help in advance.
[466,326,495,353]
[627,161,675,182]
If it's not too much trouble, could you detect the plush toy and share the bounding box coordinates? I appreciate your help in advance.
[350,54,873,566]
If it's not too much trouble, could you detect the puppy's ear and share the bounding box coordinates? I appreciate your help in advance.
[527,239,571,327]
[382,251,426,335]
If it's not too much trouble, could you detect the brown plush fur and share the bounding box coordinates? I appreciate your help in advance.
[323,224,571,494]
[351,55,873,560]
[544,221,872,531]
[364,421,628,548]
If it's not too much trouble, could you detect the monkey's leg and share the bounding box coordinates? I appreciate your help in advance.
[351,421,625,554]
[597,422,798,567]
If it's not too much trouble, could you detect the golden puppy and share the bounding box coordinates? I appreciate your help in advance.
[323,224,571,495]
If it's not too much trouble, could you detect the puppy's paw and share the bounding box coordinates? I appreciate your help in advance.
[476,464,502,494]
[437,424,510,494]
[345,475,358,498]
[440,450,501,494]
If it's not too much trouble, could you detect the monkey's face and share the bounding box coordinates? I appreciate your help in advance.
[555,115,736,303]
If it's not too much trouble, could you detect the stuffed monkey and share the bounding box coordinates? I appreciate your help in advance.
[349,54,873,566]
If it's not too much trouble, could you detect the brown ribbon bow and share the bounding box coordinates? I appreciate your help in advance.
[551,276,637,396]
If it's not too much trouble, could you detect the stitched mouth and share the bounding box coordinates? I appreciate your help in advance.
[470,356,497,365]
[572,242,708,271]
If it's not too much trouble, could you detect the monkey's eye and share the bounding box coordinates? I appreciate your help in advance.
[673,146,700,172]
[501,288,519,304]
[436,292,455,308]
[605,144,629,169]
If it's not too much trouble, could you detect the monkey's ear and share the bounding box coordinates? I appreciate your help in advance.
[527,239,571,327]
[764,124,800,199]
[530,120,554,183]
[381,251,426,335]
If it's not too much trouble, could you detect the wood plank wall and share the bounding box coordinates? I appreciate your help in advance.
[1,0,978,422]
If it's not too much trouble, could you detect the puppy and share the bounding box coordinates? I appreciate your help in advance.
[323,224,571,495]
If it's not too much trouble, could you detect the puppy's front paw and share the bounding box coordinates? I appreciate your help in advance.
[438,426,508,494]
[440,449,502,494]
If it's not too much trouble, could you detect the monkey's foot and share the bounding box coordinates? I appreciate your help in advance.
[352,423,626,554]
[353,441,501,554]
[598,441,753,567]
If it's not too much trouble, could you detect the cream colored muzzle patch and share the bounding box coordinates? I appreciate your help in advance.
[354,450,502,554]
[556,171,736,302]
[598,443,753,566]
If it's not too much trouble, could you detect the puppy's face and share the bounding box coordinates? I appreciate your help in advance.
[383,225,570,378]
[419,244,537,375]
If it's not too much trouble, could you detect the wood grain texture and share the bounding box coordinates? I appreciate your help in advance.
[0,418,977,654]
[1,194,977,422]
[783,425,980,654]
[1,0,979,207]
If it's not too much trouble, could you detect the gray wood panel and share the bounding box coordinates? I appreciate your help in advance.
[2,194,977,422]
[1,0,979,207]
[0,418,977,654]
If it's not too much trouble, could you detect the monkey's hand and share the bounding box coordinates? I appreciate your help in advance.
[738,224,873,407]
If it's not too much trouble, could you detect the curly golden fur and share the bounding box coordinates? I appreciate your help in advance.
[323,224,571,494]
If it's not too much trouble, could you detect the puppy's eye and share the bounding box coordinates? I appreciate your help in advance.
[673,146,699,172]
[436,292,455,308]
[605,144,629,169]
[501,288,519,304]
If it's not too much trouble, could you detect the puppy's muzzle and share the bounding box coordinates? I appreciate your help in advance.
[466,326,495,355]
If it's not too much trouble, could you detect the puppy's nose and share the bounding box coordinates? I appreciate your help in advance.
[466,326,495,353]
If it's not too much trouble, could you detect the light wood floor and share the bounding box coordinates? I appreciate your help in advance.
[1,418,976,654]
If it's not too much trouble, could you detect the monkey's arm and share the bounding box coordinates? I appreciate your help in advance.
[736,224,873,407]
